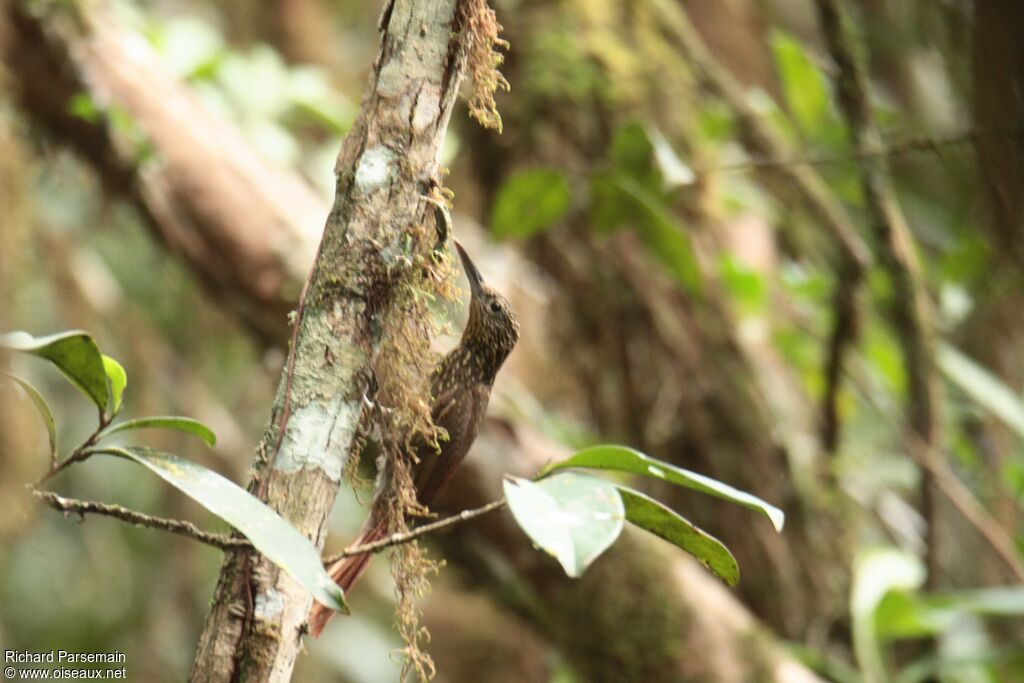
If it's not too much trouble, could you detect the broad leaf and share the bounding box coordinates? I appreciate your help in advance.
[610,122,659,186]
[490,168,572,240]
[1,330,108,413]
[102,355,127,416]
[771,31,830,134]
[100,446,346,611]
[103,416,217,447]
[541,445,785,531]
[851,548,925,682]
[874,590,952,639]
[939,343,1024,440]
[503,472,625,578]
[616,486,738,585]
[613,174,702,293]
[922,586,1024,619]
[3,373,57,460]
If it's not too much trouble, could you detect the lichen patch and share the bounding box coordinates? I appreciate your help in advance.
[254,588,286,621]
[354,146,395,193]
[275,396,359,482]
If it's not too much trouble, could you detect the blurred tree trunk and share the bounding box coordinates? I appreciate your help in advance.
[459,0,849,639]
[0,112,38,540]
[950,0,1024,583]
[264,0,334,65]
[0,1,321,347]
[681,0,775,90]
[434,421,824,683]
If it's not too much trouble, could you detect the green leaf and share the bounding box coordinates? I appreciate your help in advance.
[609,121,694,188]
[103,416,217,447]
[490,169,572,239]
[589,170,629,235]
[851,548,926,682]
[101,446,346,612]
[874,590,952,639]
[617,486,738,585]
[102,355,127,416]
[771,31,830,134]
[67,92,101,124]
[540,445,785,532]
[503,472,625,578]
[612,173,702,292]
[938,343,1024,440]
[3,373,57,460]
[922,586,1024,618]
[589,170,702,293]
[610,121,657,185]
[1,330,108,413]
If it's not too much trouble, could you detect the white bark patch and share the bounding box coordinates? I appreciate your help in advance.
[275,396,359,481]
[354,146,394,192]
[412,90,442,132]
[254,588,286,620]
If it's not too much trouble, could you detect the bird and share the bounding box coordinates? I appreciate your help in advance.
[307,239,520,637]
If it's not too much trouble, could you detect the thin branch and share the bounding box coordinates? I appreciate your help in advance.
[848,358,1024,582]
[33,487,506,562]
[903,435,1024,583]
[652,0,870,458]
[322,499,507,565]
[33,489,252,550]
[815,0,944,582]
[696,127,1023,177]
[34,416,109,487]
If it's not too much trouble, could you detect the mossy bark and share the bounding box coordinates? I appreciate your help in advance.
[188,1,472,681]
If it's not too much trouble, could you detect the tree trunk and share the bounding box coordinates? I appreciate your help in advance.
[188,1,471,680]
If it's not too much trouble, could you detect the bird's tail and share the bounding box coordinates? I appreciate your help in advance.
[307,518,388,638]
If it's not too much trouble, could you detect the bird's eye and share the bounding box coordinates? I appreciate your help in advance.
[489,300,502,314]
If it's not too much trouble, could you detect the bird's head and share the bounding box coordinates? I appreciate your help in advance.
[455,240,520,376]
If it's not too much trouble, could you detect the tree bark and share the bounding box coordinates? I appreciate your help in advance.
[186,1,471,680]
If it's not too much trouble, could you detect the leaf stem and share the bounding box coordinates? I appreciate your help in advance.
[322,499,508,564]
[34,414,110,486]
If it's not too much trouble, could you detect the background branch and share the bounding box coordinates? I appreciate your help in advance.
[815,0,944,582]
[654,0,871,455]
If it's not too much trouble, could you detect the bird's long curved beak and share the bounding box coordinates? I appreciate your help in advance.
[454,240,486,299]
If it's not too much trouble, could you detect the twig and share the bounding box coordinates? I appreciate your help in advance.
[903,434,1024,583]
[34,415,109,487]
[33,489,252,550]
[34,486,506,562]
[652,0,870,457]
[322,499,507,565]
[847,356,1024,582]
[695,127,1022,176]
[815,0,943,582]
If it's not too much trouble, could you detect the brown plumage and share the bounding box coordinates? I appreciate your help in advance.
[307,240,519,637]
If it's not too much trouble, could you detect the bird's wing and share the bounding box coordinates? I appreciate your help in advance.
[411,382,490,505]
